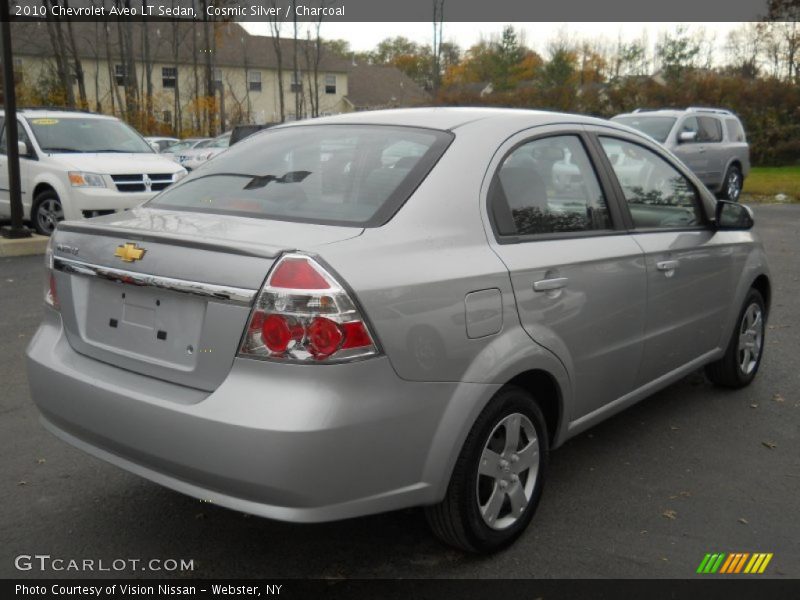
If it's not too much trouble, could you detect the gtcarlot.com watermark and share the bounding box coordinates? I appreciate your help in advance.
[14,554,195,573]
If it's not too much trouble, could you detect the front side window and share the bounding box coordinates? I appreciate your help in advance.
[26,117,153,154]
[148,125,452,227]
[600,137,704,229]
[491,135,611,236]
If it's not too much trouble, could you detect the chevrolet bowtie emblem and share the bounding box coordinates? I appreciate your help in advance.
[114,242,146,262]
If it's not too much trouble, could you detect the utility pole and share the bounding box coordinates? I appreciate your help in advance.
[1,2,31,239]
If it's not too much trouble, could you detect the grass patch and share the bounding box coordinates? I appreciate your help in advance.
[743,166,800,202]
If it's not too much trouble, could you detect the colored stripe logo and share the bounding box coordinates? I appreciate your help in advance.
[697,552,773,574]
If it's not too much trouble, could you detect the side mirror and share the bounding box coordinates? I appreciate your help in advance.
[715,200,754,230]
[678,131,698,144]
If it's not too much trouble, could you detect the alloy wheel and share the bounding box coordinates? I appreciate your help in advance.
[476,412,539,530]
[727,170,742,201]
[738,303,763,375]
[37,198,64,234]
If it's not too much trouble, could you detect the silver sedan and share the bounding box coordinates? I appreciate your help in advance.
[27,108,770,553]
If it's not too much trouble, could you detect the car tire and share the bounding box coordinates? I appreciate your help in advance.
[425,386,549,553]
[719,165,743,202]
[32,190,65,236]
[705,289,766,388]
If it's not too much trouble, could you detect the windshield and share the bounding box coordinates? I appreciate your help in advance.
[148,124,453,227]
[26,116,154,153]
[611,116,677,143]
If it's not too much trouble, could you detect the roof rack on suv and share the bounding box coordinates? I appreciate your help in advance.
[686,107,733,116]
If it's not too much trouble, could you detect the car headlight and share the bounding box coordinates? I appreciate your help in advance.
[68,171,106,188]
[173,169,188,183]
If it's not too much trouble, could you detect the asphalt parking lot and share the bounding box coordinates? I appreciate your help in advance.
[1,204,798,579]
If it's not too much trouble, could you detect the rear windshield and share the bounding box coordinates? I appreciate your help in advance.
[611,116,677,143]
[148,124,453,227]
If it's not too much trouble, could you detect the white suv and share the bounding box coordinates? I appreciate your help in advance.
[0,109,187,235]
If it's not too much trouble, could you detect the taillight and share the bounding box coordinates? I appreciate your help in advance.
[238,253,379,362]
[44,237,60,310]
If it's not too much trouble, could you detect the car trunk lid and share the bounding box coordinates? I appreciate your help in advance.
[52,208,363,391]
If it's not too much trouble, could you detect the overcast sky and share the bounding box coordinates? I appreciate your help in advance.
[242,22,744,58]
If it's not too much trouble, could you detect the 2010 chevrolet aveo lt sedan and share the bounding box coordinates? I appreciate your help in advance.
[27,108,770,553]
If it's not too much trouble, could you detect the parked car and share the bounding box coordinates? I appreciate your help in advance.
[27,108,770,553]
[611,107,750,201]
[145,136,180,153]
[0,109,187,235]
[161,138,213,164]
[180,132,231,170]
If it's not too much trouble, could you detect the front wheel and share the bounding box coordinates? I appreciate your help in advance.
[705,289,766,388]
[425,386,549,553]
[32,190,64,236]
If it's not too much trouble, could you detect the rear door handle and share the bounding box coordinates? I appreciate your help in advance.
[533,277,569,292]
[656,260,680,272]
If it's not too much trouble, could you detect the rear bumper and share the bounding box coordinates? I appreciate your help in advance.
[26,309,497,522]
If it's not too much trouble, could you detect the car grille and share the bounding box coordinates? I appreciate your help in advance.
[110,173,174,193]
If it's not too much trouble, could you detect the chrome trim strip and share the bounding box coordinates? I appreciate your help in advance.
[54,257,257,306]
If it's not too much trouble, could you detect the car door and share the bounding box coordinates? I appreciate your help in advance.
[696,115,725,188]
[486,129,647,420]
[671,116,711,185]
[595,132,734,386]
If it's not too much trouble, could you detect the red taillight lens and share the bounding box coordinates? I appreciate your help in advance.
[307,317,344,357]
[261,314,304,353]
[238,253,378,363]
[268,257,330,290]
[261,314,292,353]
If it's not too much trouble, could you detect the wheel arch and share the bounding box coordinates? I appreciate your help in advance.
[751,273,771,314]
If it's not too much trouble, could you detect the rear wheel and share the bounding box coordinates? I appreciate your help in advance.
[706,289,766,388]
[719,165,743,202]
[425,386,548,553]
[32,190,64,236]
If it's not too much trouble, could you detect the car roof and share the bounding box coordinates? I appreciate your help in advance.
[280,107,617,133]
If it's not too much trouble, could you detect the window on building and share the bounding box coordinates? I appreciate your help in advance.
[248,70,262,92]
[162,67,177,89]
[163,110,172,124]
[114,64,126,86]
[325,74,336,94]
[290,71,302,93]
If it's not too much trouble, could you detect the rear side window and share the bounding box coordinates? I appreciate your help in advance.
[725,118,746,142]
[599,137,704,229]
[697,116,723,142]
[148,125,452,227]
[490,135,612,236]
